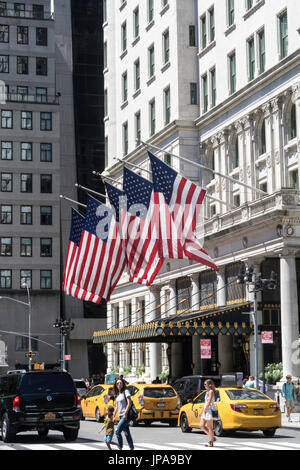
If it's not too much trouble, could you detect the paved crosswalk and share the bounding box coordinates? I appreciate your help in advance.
[1,440,300,451]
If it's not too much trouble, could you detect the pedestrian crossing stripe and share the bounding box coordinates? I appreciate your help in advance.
[1,441,300,451]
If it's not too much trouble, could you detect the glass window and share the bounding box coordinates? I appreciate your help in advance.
[279,11,288,59]
[36,87,47,103]
[122,121,128,155]
[143,387,176,398]
[247,0,253,10]
[258,29,265,74]
[40,206,52,225]
[0,25,9,43]
[0,54,8,72]
[20,237,32,257]
[290,169,299,190]
[0,205,12,224]
[134,59,140,91]
[200,14,206,49]
[227,0,234,26]
[122,71,127,101]
[40,112,52,131]
[121,21,127,51]
[40,270,52,289]
[1,172,12,191]
[0,237,12,256]
[20,173,32,193]
[209,8,215,42]
[133,7,139,38]
[149,45,155,77]
[290,104,297,140]
[226,389,269,400]
[248,37,255,80]
[148,0,154,22]
[0,3,7,16]
[21,142,32,161]
[150,100,155,136]
[40,174,52,193]
[17,56,28,74]
[40,143,52,162]
[36,27,47,46]
[14,3,25,17]
[17,86,28,100]
[21,111,32,130]
[202,74,208,113]
[20,205,32,225]
[32,4,44,19]
[17,25,28,44]
[190,82,197,105]
[0,270,11,288]
[260,119,266,154]
[20,270,32,288]
[135,111,141,146]
[189,25,196,47]
[40,238,52,257]
[1,110,12,128]
[36,57,47,76]
[229,52,236,94]
[164,87,170,124]
[16,335,38,351]
[210,68,216,107]
[1,141,12,160]
[163,29,169,64]
[194,391,206,404]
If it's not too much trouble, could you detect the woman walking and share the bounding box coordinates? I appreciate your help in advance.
[199,379,217,447]
[113,377,134,451]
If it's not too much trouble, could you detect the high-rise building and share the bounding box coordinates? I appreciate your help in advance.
[94,0,300,382]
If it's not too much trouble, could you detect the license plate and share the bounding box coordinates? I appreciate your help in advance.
[254,409,264,415]
[157,403,165,407]
[44,413,56,419]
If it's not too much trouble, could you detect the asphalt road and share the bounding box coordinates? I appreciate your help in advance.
[1,418,300,451]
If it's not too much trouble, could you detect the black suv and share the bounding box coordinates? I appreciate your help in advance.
[0,370,82,443]
[172,375,221,405]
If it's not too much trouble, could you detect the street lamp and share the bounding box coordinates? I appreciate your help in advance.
[0,282,32,370]
[237,266,278,389]
[53,319,74,370]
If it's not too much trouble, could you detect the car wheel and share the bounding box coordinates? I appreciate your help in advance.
[262,428,276,438]
[1,413,16,443]
[144,420,152,426]
[214,419,226,437]
[63,427,79,442]
[38,428,49,439]
[95,408,102,423]
[180,413,192,433]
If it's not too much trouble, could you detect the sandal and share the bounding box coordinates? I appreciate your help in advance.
[205,441,214,447]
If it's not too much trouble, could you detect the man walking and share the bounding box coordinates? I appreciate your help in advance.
[282,375,296,422]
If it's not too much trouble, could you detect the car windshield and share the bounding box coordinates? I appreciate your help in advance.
[143,387,176,398]
[20,373,75,394]
[226,389,269,400]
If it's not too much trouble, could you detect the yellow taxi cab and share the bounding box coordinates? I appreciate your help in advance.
[81,384,114,422]
[127,383,180,426]
[178,387,281,437]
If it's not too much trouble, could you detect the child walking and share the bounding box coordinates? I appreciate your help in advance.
[98,405,117,450]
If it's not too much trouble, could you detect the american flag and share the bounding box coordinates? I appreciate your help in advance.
[69,196,127,303]
[62,208,85,296]
[105,175,164,286]
[148,151,218,271]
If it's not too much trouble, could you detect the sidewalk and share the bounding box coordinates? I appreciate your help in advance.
[281,412,300,430]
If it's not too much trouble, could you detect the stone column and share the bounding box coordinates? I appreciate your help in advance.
[292,84,300,184]
[247,260,264,377]
[280,250,299,378]
[217,266,233,373]
[148,286,161,380]
[189,274,201,374]
[168,280,177,316]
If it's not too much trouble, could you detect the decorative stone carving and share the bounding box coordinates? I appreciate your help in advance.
[266,154,273,168]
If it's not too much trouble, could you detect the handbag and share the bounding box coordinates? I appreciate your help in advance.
[127,402,138,421]
[212,409,219,419]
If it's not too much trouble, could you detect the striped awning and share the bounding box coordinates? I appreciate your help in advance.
[93,301,252,344]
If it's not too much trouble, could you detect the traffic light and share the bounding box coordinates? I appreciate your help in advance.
[28,350,33,360]
[268,271,277,290]
[237,267,245,284]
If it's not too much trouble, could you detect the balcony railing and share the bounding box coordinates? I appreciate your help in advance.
[0,93,59,105]
[0,8,54,20]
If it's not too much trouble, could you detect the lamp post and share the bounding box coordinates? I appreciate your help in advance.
[237,266,277,389]
[53,319,74,370]
[0,283,32,370]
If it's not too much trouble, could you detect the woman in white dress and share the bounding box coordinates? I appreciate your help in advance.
[199,379,217,447]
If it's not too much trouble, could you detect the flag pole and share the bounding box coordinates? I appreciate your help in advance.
[59,194,86,209]
[92,170,123,187]
[139,140,267,197]
[75,183,106,200]
[113,156,233,209]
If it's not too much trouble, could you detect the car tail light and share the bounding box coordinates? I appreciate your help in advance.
[138,394,144,406]
[76,393,81,407]
[270,404,280,412]
[230,404,248,412]
[13,395,20,412]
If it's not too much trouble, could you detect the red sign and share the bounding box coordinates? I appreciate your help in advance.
[201,339,211,359]
[261,331,273,344]
[65,354,71,360]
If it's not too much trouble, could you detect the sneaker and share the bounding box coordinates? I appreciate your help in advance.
[288,416,292,422]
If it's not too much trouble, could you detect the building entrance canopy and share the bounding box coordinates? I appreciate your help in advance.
[93,302,252,345]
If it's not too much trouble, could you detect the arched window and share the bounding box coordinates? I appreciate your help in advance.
[290,103,297,140]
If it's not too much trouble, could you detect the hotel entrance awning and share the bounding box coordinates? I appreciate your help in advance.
[93,302,253,344]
